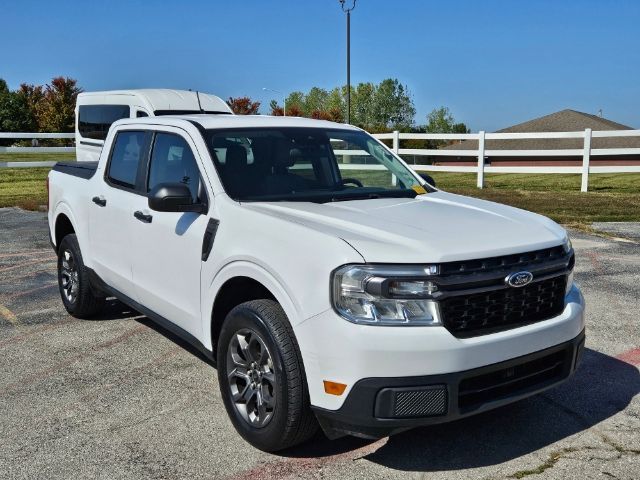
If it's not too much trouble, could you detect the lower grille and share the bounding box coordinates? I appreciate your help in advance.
[375,385,448,418]
[394,388,447,418]
[458,349,569,412]
[440,276,567,337]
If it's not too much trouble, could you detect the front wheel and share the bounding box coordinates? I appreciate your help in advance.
[217,299,318,451]
[57,234,105,318]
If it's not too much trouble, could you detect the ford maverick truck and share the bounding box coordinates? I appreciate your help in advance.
[48,114,585,451]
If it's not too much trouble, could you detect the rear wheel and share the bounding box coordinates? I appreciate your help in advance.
[57,234,105,318]
[217,299,318,451]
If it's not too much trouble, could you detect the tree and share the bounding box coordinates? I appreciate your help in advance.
[325,88,344,122]
[350,82,375,127]
[304,87,329,116]
[270,79,416,131]
[369,79,415,130]
[284,91,305,114]
[310,109,332,121]
[422,107,470,149]
[38,77,82,132]
[425,107,469,134]
[269,99,284,116]
[0,86,37,144]
[285,104,303,117]
[17,83,45,129]
[227,96,261,115]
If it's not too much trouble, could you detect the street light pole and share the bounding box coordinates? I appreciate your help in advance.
[262,87,286,116]
[339,0,356,124]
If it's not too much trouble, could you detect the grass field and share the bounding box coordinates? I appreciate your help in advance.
[433,172,640,225]
[0,168,50,210]
[0,153,75,162]
[1,158,638,226]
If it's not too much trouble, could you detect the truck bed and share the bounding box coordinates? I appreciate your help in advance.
[52,162,98,180]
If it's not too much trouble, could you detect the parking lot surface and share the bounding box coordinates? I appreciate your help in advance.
[0,207,638,480]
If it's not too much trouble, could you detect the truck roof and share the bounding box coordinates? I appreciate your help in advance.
[77,89,232,114]
[114,114,362,131]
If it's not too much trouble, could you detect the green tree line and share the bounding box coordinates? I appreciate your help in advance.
[0,76,81,145]
[2,76,468,149]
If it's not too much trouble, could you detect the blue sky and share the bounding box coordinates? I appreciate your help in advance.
[2,0,639,131]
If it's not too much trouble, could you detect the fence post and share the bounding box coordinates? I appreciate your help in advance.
[581,128,591,192]
[477,130,486,188]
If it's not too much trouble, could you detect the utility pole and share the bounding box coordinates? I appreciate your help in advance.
[339,0,356,124]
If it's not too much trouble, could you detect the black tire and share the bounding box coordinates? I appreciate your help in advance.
[217,299,318,452]
[57,234,105,318]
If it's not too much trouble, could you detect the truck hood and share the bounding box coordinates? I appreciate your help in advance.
[244,191,568,263]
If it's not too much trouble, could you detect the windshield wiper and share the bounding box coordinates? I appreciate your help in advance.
[326,189,417,203]
[237,189,417,204]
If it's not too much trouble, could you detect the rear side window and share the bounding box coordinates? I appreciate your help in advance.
[78,105,130,140]
[148,133,201,202]
[107,131,146,189]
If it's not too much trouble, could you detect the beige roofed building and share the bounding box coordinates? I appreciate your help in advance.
[438,109,640,166]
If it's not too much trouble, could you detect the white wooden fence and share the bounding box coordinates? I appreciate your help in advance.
[372,129,640,192]
[0,132,75,169]
[2,130,639,192]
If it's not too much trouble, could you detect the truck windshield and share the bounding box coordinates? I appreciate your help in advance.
[203,128,425,203]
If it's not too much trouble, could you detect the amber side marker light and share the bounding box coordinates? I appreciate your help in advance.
[323,380,347,396]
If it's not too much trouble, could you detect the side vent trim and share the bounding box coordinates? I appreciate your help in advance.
[202,218,220,261]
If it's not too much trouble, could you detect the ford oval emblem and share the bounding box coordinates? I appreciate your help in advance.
[506,271,534,288]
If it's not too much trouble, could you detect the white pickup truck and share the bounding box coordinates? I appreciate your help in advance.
[48,114,585,451]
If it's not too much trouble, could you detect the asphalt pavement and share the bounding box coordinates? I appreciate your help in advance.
[0,207,638,479]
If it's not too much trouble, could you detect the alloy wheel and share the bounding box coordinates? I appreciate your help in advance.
[60,249,79,304]
[226,328,276,428]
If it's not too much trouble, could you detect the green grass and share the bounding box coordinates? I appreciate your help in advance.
[434,173,640,225]
[0,168,50,209]
[347,171,640,225]
[1,165,639,225]
[0,152,76,162]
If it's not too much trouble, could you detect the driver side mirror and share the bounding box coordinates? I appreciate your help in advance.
[419,173,436,187]
[148,183,206,213]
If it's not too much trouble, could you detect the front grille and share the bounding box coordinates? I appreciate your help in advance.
[440,246,566,276]
[440,276,567,337]
[458,349,569,412]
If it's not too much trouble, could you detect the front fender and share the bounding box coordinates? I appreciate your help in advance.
[201,260,301,352]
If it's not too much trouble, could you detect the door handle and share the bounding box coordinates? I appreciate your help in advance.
[134,211,153,223]
[92,196,107,207]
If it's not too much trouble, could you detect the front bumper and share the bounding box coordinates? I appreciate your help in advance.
[313,329,585,439]
[296,284,585,413]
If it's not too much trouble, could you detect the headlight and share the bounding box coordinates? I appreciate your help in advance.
[564,236,575,295]
[332,265,441,326]
[566,270,574,295]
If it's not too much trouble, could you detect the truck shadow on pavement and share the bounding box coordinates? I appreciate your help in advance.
[281,348,639,472]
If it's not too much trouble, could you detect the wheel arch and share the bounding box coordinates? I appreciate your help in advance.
[206,261,302,354]
[53,213,76,251]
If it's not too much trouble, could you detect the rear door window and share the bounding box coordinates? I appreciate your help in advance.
[107,131,146,189]
[78,105,130,140]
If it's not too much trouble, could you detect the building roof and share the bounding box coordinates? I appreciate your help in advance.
[444,109,640,151]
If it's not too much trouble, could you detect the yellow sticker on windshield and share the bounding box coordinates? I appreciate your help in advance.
[412,185,427,195]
